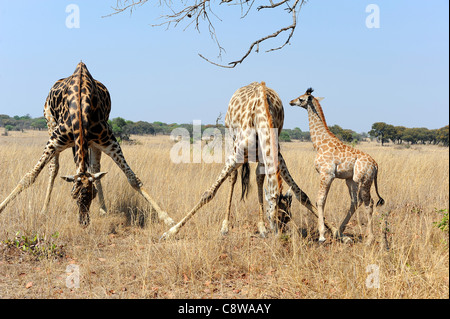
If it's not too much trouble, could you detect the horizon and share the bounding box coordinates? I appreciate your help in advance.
[1,112,446,135]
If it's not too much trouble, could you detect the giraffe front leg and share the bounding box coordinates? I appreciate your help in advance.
[279,153,314,207]
[317,172,334,243]
[336,179,359,244]
[278,153,339,237]
[161,147,243,240]
[221,169,238,236]
[256,163,268,238]
[89,147,107,215]
[41,154,60,214]
[0,140,59,214]
[97,139,174,226]
[360,181,375,245]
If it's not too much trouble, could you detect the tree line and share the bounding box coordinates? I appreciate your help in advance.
[0,114,448,146]
[0,114,47,132]
[368,122,449,146]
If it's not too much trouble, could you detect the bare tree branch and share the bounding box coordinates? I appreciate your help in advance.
[105,0,308,68]
[103,0,149,17]
[201,0,305,68]
[257,0,290,11]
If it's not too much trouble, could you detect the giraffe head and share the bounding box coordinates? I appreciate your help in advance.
[290,87,320,107]
[61,172,107,227]
[264,187,293,232]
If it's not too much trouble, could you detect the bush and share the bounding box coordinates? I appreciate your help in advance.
[434,208,449,233]
[279,131,291,142]
[2,231,65,260]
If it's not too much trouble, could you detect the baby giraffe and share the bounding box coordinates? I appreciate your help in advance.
[290,88,384,244]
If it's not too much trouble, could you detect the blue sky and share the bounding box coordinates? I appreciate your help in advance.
[0,0,448,132]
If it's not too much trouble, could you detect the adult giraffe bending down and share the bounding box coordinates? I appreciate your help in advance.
[0,62,174,227]
[161,82,338,240]
[290,88,384,244]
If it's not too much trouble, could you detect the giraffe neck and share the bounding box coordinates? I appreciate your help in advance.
[307,98,340,150]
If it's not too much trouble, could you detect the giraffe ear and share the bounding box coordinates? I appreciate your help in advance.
[61,175,75,182]
[92,172,108,181]
[316,97,325,102]
[286,187,293,197]
[264,188,271,202]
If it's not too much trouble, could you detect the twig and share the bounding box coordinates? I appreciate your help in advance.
[105,0,307,68]
[200,0,305,68]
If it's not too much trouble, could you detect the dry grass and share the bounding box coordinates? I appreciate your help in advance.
[0,130,448,299]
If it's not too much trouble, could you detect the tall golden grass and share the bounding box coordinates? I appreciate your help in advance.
[0,130,448,298]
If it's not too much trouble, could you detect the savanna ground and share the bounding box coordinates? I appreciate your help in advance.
[0,130,448,299]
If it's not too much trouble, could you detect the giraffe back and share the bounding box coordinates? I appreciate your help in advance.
[44,62,112,172]
[225,82,284,132]
[225,82,284,195]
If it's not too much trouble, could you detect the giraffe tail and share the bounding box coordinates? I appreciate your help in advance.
[240,162,250,201]
[374,167,385,207]
[259,81,283,195]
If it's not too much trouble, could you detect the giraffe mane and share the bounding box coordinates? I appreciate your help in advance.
[72,62,94,173]
[74,64,86,171]
[306,87,328,129]
[311,97,333,135]
[260,82,283,194]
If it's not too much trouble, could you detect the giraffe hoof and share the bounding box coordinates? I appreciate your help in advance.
[99,208,107,216]
[220,220,229,236]
[159,226,178,242]
[341,236,353,244]
[365,236,374,246]
[164,217,175,227]
[159,232,170,242]
[318,236,326,243]
[257,222,268,238]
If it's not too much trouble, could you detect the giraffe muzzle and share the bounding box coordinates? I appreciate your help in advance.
[78,211,90,227]
[77,199,92,227]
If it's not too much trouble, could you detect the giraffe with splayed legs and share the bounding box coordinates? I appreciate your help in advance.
[290,88,385,244]
[161,82,337,240]
[0,62,174,227]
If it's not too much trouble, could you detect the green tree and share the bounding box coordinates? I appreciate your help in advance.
[128,121,156,135]
[436,125,449,146]
[401,128,419,144]
[290,127,303,140]
[329,125,355,143]
[369,122,395,146]
[391,126,406,144]
[31,117,48,131]
[279,130,291,142]
[110,117,131,141]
